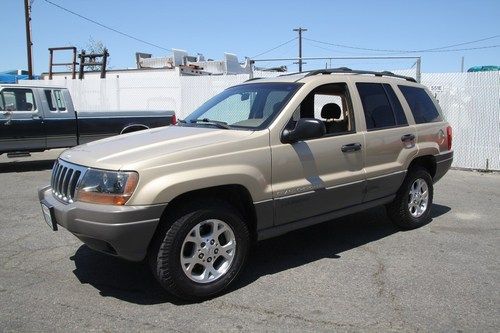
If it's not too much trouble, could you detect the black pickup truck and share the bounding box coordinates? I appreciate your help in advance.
[0,84,175,155]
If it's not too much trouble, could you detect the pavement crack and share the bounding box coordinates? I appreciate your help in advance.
[212,300,358,329]
[362,245,408,330]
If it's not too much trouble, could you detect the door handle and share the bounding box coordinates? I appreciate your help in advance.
[3,111,12,125]
[341,142,362,153]
[401,134,415,142]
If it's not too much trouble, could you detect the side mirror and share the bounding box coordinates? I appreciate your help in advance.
[281,118,326,144]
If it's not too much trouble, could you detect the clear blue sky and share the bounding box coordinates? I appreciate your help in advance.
[2,0,499,74]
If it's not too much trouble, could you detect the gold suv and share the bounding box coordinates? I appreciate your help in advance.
[39,68,453,300]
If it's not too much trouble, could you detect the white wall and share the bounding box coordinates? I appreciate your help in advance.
[421,72,499,170]
[19,70,500,170]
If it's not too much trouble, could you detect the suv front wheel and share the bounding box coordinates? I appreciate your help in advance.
[149,201,250,301]
[387,167,434,229]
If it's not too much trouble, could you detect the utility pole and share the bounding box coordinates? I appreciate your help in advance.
[24,0,34,79]
[293,27,307,72]
[461,56,465,72]
[416,57,421,83]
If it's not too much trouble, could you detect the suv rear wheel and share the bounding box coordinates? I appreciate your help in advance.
[149,201,250,301]
[387,167,434,229]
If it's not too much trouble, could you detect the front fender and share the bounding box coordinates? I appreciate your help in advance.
[130,165,272,205]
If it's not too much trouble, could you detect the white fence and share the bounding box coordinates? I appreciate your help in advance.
[422,72,499,170]
[20,70,500,170]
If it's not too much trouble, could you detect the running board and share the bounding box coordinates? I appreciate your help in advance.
[6,152,32,158]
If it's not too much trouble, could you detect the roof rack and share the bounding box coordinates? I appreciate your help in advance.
[301,67,417,82]
[244,77,263,82]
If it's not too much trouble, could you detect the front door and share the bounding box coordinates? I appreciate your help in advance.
[42,89,78,149]
[271,83,366,225]
[0,88,45,152]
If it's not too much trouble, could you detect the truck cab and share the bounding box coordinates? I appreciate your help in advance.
[0,84,175,155]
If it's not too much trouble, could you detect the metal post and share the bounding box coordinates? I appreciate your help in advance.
[48,49,54,80]
[416,57,421,83]
[24,0,33,79]
[72,48,77,79]
[249,60,255,79]
[293,27,307,72]
[461,56,465,73]
[79,50,85,80]
[100,48,108,79]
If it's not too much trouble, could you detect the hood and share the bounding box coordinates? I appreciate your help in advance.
[60,125,254,170]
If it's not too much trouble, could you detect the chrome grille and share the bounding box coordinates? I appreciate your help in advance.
[51,159,87,203]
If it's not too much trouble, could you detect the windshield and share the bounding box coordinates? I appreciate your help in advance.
[182,82,301,129]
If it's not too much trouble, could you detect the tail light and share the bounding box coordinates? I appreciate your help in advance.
[171,114,177,125]
[446,126,452,150]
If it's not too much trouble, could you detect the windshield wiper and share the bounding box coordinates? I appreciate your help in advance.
[190,118,230,129]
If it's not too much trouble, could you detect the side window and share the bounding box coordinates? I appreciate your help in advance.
[44,90,57,111]
[0,89,36,111]
[2,91,18,111]
[286,83,353,136]
[0,92,4,111]
[356,83,396,130]
[398,85,442,124]
[54,90,67,111]
[314,94,344,120]
[383,84,407,125]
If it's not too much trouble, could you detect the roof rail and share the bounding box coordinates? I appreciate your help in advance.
[303,67,417,82]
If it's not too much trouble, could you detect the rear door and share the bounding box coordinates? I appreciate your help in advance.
[0,87,45,152]
[355,81,417,202]
[41,89,78,149]
[397,84,448,153]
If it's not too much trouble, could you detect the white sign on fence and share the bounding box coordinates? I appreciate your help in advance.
[429,85,444,93]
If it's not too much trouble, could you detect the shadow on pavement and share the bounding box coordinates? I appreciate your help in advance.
[0,159,55,173]
[70,203,451,305]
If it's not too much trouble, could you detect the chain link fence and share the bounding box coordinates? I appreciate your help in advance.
[422,72,499,170]
[19,70,499,170]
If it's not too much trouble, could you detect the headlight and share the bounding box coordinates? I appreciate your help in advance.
[75,169,139,205]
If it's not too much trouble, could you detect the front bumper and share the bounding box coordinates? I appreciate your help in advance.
[38,186,167,261]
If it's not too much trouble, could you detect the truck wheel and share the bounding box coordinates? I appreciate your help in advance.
[149,201,250,301]
[387,167,434,230]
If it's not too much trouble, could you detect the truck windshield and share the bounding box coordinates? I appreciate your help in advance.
[183,82,301,129]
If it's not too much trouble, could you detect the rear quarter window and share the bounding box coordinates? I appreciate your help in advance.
[398,85,442,124]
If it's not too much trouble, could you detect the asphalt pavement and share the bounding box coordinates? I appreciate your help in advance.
[0,150,498,332]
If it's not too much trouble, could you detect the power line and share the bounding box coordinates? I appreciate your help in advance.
[424,44,500,52]
[304,35,500,53]
[304,37,407,53]
[43,0,171,52]
[305,39,500,55]
[251,37,298,59]
[304,40,379,56]
[422,34,500,51]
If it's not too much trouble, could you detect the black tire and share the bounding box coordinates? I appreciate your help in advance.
[387,167,434,230]
[148,200,250,301]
